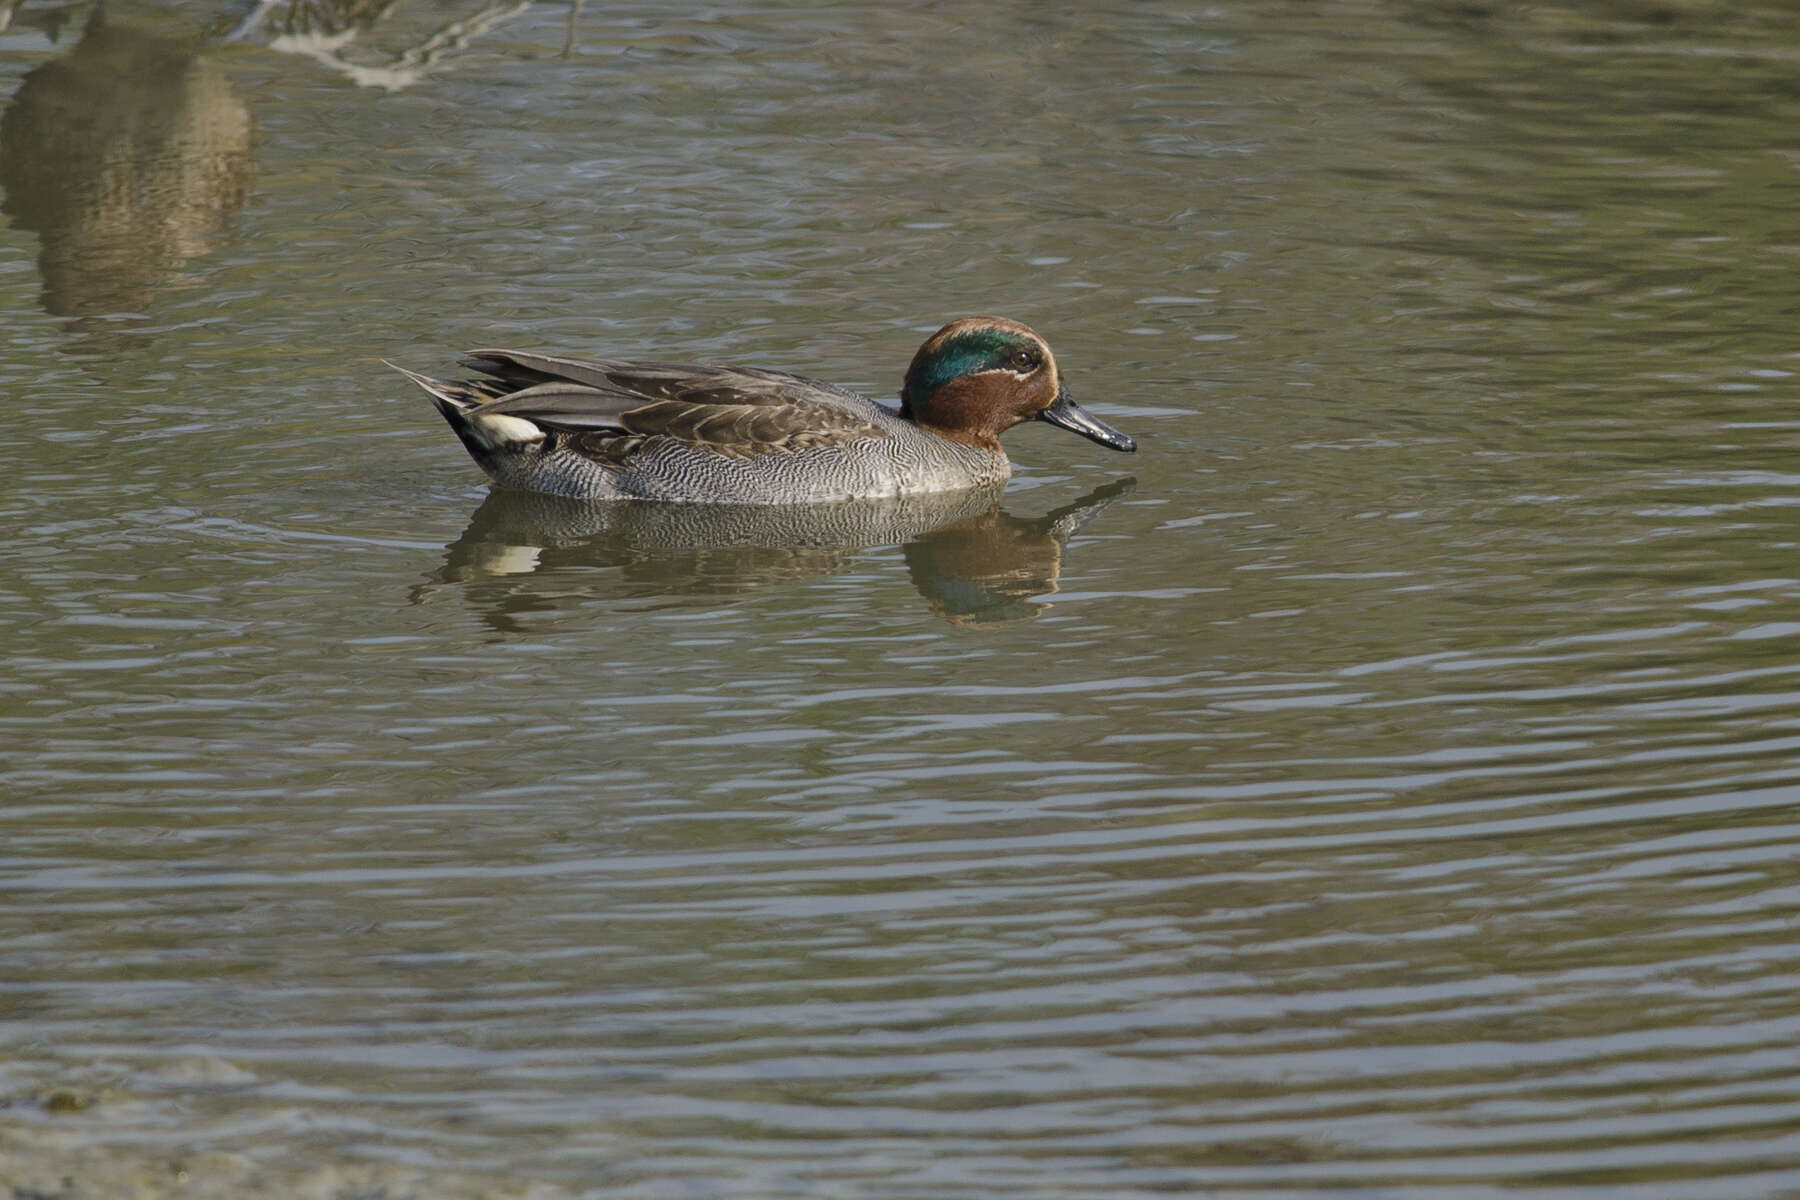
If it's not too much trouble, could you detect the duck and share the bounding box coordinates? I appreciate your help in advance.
[391,316,1135,503]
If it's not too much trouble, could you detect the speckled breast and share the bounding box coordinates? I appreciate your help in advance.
[493,426,1011,504]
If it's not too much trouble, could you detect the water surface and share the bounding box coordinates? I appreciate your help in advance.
[7,1,1800,1196]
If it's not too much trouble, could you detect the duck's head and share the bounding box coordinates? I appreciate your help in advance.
[899,317,1137,455]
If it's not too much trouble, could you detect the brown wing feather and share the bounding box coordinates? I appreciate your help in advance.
[603,366,827,407]
[463,350,838,408]
[457,349,889,465]
[471,383,645,431]
[570,398,887,466]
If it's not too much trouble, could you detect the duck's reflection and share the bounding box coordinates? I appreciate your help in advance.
[417,479,1136,632]
[904,480,1135,625]
[0,12,255,319]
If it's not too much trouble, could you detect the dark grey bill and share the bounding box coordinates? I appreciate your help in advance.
[1039,388,1137,452]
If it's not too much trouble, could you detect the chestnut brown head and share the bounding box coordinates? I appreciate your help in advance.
[899,317,1136,454]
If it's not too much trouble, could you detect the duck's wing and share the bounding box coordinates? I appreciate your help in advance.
[460,350,890,461]
[463,350,861,407]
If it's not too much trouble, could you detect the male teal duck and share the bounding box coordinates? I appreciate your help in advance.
[393,316,1136,503]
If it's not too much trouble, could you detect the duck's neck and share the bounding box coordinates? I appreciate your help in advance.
[903,377,1010,453]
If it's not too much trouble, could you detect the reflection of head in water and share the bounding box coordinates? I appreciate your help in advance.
[904,478,1137,628]
[0,13,256,318]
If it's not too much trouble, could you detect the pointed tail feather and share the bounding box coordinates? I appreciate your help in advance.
[388,360,545,475]
[386,360,482,415]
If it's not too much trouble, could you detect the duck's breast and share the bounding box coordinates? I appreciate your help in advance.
[610,422,1009,503]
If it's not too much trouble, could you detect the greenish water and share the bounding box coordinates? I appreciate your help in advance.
[7,1,1800,1196]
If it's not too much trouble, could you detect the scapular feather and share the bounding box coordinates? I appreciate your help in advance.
[452,354,890,460]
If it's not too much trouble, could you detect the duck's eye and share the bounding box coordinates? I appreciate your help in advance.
[1011,351,1039,371]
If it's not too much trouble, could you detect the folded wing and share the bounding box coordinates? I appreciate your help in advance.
[459,349,890,461]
